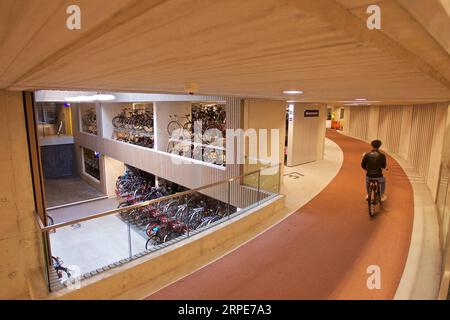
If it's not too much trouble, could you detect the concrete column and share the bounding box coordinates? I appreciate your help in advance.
[104,156,125,197]
[242,99,286,191]
[286,104,326,166]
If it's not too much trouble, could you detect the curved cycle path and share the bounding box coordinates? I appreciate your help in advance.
[147,130,414,299]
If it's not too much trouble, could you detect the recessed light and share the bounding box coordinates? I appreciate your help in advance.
[283,90,303,94]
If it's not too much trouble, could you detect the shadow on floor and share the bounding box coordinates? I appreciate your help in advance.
[44,175,105,208]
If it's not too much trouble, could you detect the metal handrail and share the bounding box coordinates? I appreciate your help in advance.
[36,163,281,232]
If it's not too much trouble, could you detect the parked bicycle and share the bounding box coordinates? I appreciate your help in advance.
[112,106,154,148]
[51,256,72,279]
[81,108,97,135]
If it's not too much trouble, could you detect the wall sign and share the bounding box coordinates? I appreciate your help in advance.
[304,109,319,117]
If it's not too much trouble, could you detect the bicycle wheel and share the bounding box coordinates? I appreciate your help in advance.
[167,140,178,154]
[182,121,193,136]
[47,215,54,226]
[145,238,153,250]
[368,183,377,218]
[167,121,182,137]
[112,116,123,128]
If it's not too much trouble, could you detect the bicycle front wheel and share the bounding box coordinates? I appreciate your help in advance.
[167,121,182,137]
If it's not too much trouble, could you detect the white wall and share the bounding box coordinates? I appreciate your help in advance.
[286,104,326,166]
[104,156,125,197]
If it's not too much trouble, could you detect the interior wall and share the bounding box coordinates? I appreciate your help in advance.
[408,104,437,181]
[344,102,449,201]
[348,106,370,141]
[377,106,403,154]
[286,104,326,166]
[72,104,106,195]
[0,90,47,299]
[436,104,450,299]
[104,156,125,197]
[243,99,285,191]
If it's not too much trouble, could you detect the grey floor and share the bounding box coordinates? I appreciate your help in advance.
[49,197,148,276]
[47,197,119,224]
[44,176,105,208]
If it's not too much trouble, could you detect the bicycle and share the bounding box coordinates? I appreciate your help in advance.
[51,256,72,279]
[167,114,193,138]
[82,108,97,134]
[367,179,382,218]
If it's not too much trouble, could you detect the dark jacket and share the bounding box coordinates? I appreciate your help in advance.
[361,150,387,178]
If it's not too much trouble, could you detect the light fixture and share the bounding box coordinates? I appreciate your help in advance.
[343,103,372,106]
[355,98,367,101]
[338,100,380,103]
[283,90,303,95]
[65,94,115,102]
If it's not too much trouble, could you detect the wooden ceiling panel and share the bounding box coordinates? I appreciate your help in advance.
[1,0,449,103]
[0,0,136,87]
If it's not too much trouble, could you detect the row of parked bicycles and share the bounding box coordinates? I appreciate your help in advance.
[81,108,97,135]
[83,150,100,180]
[115,165,235,249]
[82,103,226,164]
[167,104,226,166]
[112,106,155,149]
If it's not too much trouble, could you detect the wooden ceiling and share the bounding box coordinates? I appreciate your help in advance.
[1,0,450,104]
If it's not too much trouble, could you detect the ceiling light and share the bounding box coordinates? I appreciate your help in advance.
[93,94,115,101]
[65,94,115,102]
[283,90,303,94]
[355,98,367,101]
[338,100,380,103]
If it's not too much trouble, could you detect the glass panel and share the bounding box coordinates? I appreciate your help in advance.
[46,165,281,290]
[49,214,130,278]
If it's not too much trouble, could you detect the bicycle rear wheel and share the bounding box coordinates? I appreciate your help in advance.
[368,184,377,218]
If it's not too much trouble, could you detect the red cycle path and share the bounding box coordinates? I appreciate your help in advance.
[147,131,414,299]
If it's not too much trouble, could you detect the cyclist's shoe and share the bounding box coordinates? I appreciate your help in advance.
[381,194,387,202]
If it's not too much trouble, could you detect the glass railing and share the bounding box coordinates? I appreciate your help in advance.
[35,164,282,291]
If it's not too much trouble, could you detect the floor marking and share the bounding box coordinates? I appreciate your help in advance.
[283,172,305,179]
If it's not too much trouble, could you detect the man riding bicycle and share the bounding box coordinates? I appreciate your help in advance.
[361,140,387,202]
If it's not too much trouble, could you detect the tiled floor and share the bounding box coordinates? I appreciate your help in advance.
[44,175,105,208]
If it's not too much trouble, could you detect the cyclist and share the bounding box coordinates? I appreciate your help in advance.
[361,140,387,202]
